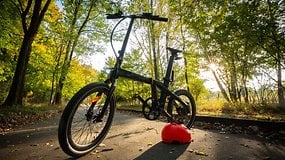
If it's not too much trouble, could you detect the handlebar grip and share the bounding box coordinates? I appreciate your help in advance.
[106,12,168,22]
[106,14,123,19]
[106,11,124,19]
[149,16,168,22]
[141,13,168,22]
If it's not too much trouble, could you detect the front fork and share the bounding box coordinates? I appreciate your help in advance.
[92,81,116,122]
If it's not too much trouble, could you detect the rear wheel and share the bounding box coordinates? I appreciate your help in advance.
[167,89,196,128]
[58,83,115,157]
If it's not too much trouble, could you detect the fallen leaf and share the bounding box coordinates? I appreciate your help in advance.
[263,156,271,160]
[10,149,18,152]
[195,151,208,156]
[101,148,114,152]
[90,152,96,155]
[99,143,106,147]
[240,143,249,148]
[147,142,153,146]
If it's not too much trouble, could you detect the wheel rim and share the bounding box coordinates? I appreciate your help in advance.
[68,90,111,150]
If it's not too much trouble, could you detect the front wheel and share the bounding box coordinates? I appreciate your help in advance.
[167,89,196,128]
[58,83,115,157]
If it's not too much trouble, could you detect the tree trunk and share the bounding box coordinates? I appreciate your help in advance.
[178,4,190,92]
[2,33,33,106]
[151,24,159,80]
[243,83,249,103]
[266,0,285,108]
[53,1,93,104]
[212,70,230,102]
[184,57,190,92]
[277,55,285,108]
[53,42,71,105]
[1,0,51,107]
[229,58,238,102]
[149,1,159,80]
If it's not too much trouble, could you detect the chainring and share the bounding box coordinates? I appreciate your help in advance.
[142,98,160,120]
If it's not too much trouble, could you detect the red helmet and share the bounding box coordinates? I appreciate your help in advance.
[161,122,192,144]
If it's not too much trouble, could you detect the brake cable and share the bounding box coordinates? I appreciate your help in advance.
[110,17,126,58]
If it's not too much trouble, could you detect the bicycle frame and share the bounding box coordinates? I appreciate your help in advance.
[58,13,196,157]
[98,14,188,121]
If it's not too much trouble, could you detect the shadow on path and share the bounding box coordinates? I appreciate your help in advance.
[134,142,190,160]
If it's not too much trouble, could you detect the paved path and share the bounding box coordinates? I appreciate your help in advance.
[0,111,284,160]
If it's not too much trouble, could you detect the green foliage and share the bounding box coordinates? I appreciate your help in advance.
[0,0,283,118]
[63,60,97,99]
[0,0,23,103]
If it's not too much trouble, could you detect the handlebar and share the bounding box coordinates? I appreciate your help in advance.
[106,12,168,22]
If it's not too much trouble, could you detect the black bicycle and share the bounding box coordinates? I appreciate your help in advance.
[58,12,196,157]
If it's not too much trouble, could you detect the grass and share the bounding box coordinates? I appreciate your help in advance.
[116,99,285,122]
[1,99,284,122]
[197,99,285,121]
[0,103,64,116]
[117,102,142,112]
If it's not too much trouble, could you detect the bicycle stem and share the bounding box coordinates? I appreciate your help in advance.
[98,14,143,120]
[116,17,135,68]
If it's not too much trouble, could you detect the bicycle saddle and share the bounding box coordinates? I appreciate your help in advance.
[167,47,182,60]
[167,47,182,53]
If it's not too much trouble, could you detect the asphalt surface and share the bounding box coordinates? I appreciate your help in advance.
[0,111,284,160]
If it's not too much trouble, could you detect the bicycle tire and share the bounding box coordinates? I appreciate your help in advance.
[58,82,115,157]
[167,89,196,128]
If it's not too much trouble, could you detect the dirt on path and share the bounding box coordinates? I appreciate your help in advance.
[0,111,284,160]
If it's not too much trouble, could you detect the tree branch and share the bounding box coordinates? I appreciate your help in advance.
[20,0,33,33]
[39,0,52,23]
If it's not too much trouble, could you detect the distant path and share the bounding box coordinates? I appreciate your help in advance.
[0,111,284,160]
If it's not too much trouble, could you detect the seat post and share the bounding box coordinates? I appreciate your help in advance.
[164,47,182,86]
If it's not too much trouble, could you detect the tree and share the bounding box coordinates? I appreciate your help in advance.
[53,0,114,104]
[0,0,22,103]
[170,0,284,108]
[2,0,52,107]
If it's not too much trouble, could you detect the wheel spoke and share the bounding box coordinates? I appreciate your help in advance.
[58,83,115,156]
